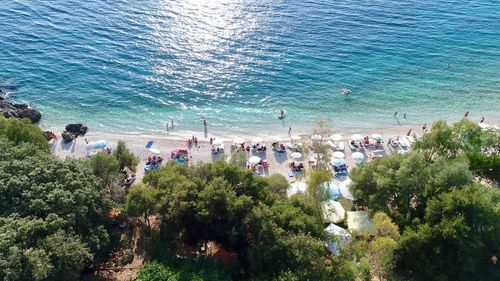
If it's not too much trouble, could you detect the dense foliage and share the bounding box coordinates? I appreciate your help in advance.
[350,120,500,280]
[128,162,342,280]
[0,117,120,280]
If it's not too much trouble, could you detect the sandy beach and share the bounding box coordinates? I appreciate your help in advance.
[48,121,464,183]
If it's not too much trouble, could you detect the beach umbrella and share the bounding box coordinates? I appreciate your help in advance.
[272,136,283,142]
[478,123,490,130]
[149,148,161,154]
[311,134,322,141]
[332,151,345,159]
[332,157,344,167]
[352,152,364,162]
[291,135,301,141]
[212,138,224,146]
[331,134,342,141]
[290,152,302,159]
[248,156,261,165]
[351,134,363,142]
[86,139,107,150]
[251,137,263,144]
[233,138,245,145]
[371,133,383,141]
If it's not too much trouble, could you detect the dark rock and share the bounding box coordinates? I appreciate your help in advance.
[61,131,76,143]
[0,98,42,123]
[65,124,88,137]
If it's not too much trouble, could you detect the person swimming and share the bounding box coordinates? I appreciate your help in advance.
[343,89,351,96]
[278,109,286,119]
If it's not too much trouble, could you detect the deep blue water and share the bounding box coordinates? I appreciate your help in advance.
[0,0,499,136]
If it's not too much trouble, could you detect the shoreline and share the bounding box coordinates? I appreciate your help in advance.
[50,118,497,183]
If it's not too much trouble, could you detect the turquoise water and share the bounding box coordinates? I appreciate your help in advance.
[1,0,499,136]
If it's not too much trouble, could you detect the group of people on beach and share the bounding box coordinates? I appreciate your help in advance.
[146,155,163,166]
[187,136,198,147]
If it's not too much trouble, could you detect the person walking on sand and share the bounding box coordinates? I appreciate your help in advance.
[480,116,485,123]
[464,111,469,118]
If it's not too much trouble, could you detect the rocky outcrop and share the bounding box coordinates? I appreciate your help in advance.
[61,123,88,143]
[65,124,88,136]
[0,97,41,123]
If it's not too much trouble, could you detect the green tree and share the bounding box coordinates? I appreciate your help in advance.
[126,184,158,226]
[136,261,171,281]
[113,140,139,172]
[397,184,500,280]
[89,152,120,194]
[0,116,49,151]
[266,174,289,200]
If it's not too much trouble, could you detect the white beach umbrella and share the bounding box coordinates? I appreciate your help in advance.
[212,139,224,146]
[332,151,345,159]
[371,133,383,141]
[251,137,263,144]
[351,134,363,142]
[331,134,342,141]
[248,156,261,165]
[311,134,322,141]
[478,123,490,130]
[149,148,161,154]
[332,157,345,166]
[233,138,245,145]
[352,152,364,162]
[291,135,301,141]
[272,136,283,142]
[86,139,107,150]
[290,152,302,159]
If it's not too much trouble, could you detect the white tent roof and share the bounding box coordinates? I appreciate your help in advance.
[322,200,346,223]
[325,223,352,256]
[339,178,355,200]
[287,181,307,197]
[346,211,373,233]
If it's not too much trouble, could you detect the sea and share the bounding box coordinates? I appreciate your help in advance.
[1,0,499,137]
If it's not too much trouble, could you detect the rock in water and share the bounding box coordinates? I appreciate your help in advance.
[65,124,88,136]
[0,97,42,123]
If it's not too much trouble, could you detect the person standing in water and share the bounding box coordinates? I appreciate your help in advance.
[171,118,174,129]
[393,111,398,118]
[288,127,291,135]
[403,113,407,119]
[422,123,427,133]
[165,122,169,132]
[464,111,470,118]
[480,116,485,123]
[203,119,207,130]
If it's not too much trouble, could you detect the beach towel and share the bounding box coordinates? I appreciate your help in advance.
[145,140,154,149]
